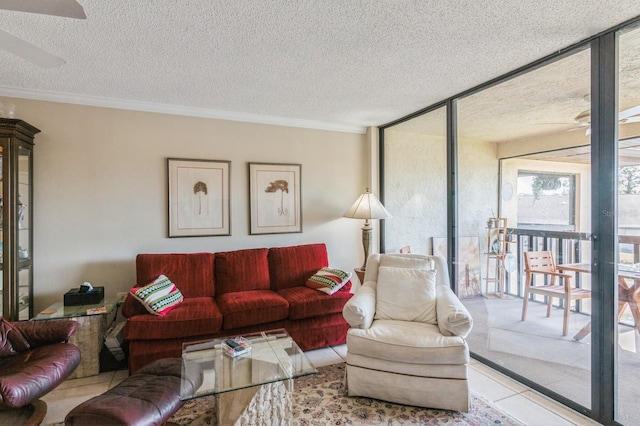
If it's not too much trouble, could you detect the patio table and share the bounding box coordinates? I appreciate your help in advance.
[557,263,640,340]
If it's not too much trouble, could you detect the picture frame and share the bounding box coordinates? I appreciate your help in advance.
[168,158,231,237]
[249,162,302,235]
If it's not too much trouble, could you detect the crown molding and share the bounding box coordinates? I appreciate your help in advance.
[0,86,367,134]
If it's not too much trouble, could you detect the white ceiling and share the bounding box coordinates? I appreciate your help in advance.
[1,1,640,134]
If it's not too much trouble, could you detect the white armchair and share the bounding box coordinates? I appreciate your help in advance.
[342,253,473,412]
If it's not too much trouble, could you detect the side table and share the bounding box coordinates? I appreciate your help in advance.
[354,268,365,283]
[33,296,122,378]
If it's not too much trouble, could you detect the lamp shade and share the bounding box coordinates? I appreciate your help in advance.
[343,189,392,220]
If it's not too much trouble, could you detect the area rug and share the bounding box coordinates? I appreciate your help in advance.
[170,363,524,425]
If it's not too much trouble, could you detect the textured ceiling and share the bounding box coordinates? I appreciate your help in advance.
[1,1,640,134]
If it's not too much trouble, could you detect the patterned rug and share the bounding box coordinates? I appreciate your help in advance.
[170,363,525,425]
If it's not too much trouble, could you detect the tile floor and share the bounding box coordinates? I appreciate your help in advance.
[37,344,599,425]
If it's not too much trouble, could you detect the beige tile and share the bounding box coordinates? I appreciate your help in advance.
[469,367,520,401]
[522,390,600,425]
[109,369,130,388]
[496,393,576,426]
[470,362,529,394]
[331,344,347,360]
[53,370,114,391]
[41,382,110,424]
[303,347,342,367]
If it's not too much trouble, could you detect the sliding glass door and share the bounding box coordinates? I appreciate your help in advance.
[616,23,640,425]
[381,107,447,256]
[380,17,640,424]
[456,46,593,409]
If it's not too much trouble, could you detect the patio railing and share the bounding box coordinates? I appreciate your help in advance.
[500,229,640,321]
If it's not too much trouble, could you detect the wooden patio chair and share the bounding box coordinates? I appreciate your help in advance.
[522,251,591,336]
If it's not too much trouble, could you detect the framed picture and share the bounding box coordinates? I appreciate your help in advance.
[168,158,230,237]
[249,162,302,235]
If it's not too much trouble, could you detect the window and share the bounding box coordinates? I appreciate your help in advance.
[517,171,576,231]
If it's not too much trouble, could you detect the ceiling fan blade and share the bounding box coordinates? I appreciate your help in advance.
[0,29,65,68]
[0,0,85,19]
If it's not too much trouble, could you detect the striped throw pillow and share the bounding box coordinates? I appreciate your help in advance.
[305,268,352,295]
[130,275,184,316]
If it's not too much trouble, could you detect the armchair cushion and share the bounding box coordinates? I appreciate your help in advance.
[0,318,30,357]
[0,318,81,410]
[436,285,473,338]
[4,318,78,352]
[0,343,81,409]
[347,319,468,365]
[375,266,437,325]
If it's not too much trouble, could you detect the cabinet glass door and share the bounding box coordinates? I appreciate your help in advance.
[18,146,31,320]
[0,145,3,318]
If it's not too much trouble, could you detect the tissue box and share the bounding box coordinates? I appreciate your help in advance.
[64,286,104,306]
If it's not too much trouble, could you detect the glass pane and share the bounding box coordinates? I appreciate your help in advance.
[18,268,29,320]
[17,146,31,319]
[382,107,447,255]
[458,47,592,409]
[616,24,640,425]
[0,145,3,318]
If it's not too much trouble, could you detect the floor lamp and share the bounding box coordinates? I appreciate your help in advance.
[343,188,392,270]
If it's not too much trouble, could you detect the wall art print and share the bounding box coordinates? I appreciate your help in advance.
[249,162,302,235]
[168,158,231,237]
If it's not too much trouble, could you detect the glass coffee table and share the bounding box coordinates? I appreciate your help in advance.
[181,329,317,425]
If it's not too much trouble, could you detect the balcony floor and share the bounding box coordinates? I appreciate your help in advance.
[463,294,640,425]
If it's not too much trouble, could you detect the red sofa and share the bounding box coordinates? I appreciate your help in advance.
[122,243,353,373]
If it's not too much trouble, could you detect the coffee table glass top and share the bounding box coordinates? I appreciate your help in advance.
[33,296,121,320]
[180,329,317,400]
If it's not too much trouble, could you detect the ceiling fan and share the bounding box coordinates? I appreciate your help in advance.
[0,0,86,68]
[571,105,640,135]
[543,105,640,136]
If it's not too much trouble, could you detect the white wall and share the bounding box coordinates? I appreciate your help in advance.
[4,97,368,313]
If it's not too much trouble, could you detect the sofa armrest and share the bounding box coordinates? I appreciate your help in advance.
[436,285,473,338]
[12,319,78,347]
[342,281,376,329]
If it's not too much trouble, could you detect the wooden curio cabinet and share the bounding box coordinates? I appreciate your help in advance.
[0,119,38,320]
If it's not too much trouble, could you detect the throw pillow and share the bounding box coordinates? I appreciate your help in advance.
[305,268,352,295]
[375,266,438,324]
[379,255,435,270]
[130,275,184,317]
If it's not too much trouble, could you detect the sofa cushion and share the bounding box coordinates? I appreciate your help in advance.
[375,266,438,325]
[130,275,184,317]
[217,290,289,329]
[305,268,352,295]
[268,243,329,291]
[215,248,270,295]
[278,286,353,320]
[346,319,468,365]
[136,253,215,298]
[124,297,223,340]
